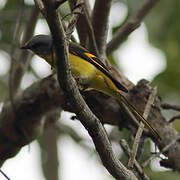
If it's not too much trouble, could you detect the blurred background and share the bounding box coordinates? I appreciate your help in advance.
[0,0,180,179]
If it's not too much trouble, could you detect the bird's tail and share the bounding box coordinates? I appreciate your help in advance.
[116,92,161,140]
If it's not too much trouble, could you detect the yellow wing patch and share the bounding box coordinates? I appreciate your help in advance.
[84,52,108,72]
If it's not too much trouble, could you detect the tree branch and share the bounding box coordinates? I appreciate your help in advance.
[120,139,150,180]
[128,87,157,168]
[65,0,84,40]
[0,75,63,166]
[106,0,160,55]
[38,110,61,180]
[9,6,39,95]
[161,103,180,112]
[68,0,99,56]
[91,0,112,56]
[1,75,180,171]
[35,0,138,179]
[1,0,180,174]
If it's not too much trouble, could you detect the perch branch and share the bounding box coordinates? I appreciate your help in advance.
[36,0,138,179]
[128,87,157,168]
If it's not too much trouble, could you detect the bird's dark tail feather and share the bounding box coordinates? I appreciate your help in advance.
[118,93,161,140]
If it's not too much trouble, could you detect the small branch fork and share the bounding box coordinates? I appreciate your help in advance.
[65,0,84,40]
[128,87,158,168]
[121,134,180,179]
[120,139,150,180]
[34,0,138,179]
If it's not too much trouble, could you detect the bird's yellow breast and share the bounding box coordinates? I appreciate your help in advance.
[41,53,96,88]
[69,53,96,80]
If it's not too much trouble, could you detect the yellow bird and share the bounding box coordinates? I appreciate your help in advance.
[21,34,161,140]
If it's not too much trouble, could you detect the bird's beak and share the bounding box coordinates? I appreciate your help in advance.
[20,44,29,49]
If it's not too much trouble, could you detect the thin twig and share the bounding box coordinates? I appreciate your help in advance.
[68,0,89,47]
[70,0,100,56]
[106,0,160,55]
[0,169,11,180]
[128,121,145,168]
[91,0,112,56]
[120,139,150,180]
[9,6,39,96]
[9,0,25,110]
[169,115,180,123]
[161,103,180,112]
[54,122,91,150]
[81,3,99,56]
[128,87,157,168]
[141,134,180,168]
[54,122,83,142]
[161,103,180,122]
[66,0,84,40]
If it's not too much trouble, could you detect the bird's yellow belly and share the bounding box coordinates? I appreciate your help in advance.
[69,53,96,81]
[42,53,96,89]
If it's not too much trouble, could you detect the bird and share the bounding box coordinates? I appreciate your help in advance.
[21,34,161,140]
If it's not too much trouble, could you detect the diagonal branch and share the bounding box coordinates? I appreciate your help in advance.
[68,0,89,46]
[120,139,150,180]
[65,0,84,40]
[161,103,180,112]
[91,0,112,56]
[128,87,157,168]
[35,0,138,179]
[106,0,160,55]
[9,6,39,95]
[1,0,180,174]
[68,0,99,56]
[1,74,180,171]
